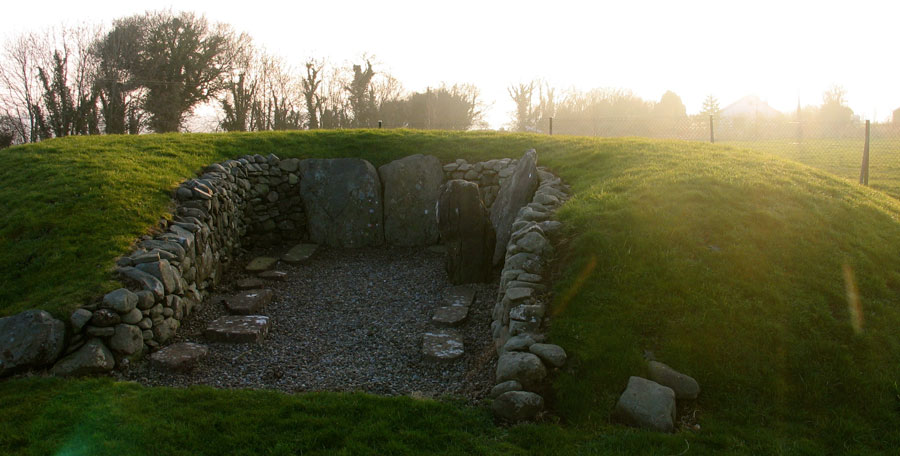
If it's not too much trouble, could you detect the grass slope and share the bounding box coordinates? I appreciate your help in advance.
[2,131,900,454]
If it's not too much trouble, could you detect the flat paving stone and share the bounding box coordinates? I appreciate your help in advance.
[257,270,288,281]
[442,285,476,307]
[205,315,271,343]
[281,243,318,264]
[422,329,464,360]
[236,278,265,290]
[245,256,278,272]
[432,306,469,326]
[224,289,273,315]
[150,342,209,372]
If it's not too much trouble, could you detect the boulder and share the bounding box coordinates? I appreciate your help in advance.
[378,154,443,246]
[298,158,384,247]
[109,324,144,355]
[437,180,495,284]
[501,334,536,353]
[50,338,115,377]
[0,310,66,376]
[118,267,165,299]
[529,343,567,368]
[489,380,523,398]
[492,391,544,422]
[648,361,700,400]
[496,351,547,390]
[614,376,676,433]
[70,309,93,333]
[152,317,180,344]
[490,150,539,265]
[102,288,138,313]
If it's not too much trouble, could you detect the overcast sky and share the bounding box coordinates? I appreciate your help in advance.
[4,0,899,128]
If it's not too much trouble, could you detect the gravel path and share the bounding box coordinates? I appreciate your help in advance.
[119,245,499,401]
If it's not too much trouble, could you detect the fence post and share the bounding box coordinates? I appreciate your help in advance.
[549,117,553,136]
[709,115,715,143]
[859,120,870,185]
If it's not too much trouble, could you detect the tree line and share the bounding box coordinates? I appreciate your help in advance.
[0,10,486,148]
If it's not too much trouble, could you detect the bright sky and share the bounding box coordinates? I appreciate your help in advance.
[4,0,900,128]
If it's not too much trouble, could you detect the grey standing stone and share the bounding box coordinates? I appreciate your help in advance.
[378,154,444,246]
[0,310,66,376]
[492,391,544,422]
[496,351,547,390]
[490,150,539,265]
[615,376,676,433]
[437,180,495,284]
[109,324,144,355]
[50,338,115,377]
[298,158,384,247]
[648,361,700,400]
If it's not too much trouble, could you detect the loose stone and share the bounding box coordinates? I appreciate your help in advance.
[529,343,567,368]
[150,342,209,372]
[205,315,271,343]
[245,256,278,272]
[647,361,700,400]
[492,391,544,422]
[615,376,676,433]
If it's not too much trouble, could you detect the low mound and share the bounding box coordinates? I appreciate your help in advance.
[2,130,900,453]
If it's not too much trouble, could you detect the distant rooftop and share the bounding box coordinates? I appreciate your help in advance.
[721,95,782,118]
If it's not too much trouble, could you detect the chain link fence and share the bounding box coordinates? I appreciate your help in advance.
[548,116,900,199]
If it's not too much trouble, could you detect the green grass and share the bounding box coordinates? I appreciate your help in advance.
[721,138,900,199]
[3,130,900,454]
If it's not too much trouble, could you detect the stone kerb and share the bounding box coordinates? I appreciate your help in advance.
[44,153,307,376]
[488,158,571,422]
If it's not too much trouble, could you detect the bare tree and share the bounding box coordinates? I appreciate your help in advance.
[508,82,536,132]
[0,33,42,142]
[301,59,324,129]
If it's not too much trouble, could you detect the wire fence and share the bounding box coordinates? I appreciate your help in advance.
[546,116,900,200]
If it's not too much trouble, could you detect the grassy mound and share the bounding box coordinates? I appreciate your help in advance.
[2,130,900,454]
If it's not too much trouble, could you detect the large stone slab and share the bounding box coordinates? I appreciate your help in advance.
[442,285,476,307]
[281,243,318,264]
[615,376,676,433]
[437,180,495,284]
[378,154,443,246]
[490,149,539,265]
[224,289,274,315]
[432,306,469,326]
[0,310,66,376]
[205,316,271,343]
[150,342,209,372]
[245,256,278,273]
[298,158,384,247]
[50,338,115,377]
[422,329,464,360]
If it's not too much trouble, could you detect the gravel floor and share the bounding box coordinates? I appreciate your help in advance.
[119,245,499,401]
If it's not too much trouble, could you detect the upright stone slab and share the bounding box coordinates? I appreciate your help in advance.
[378,154,443,246]
[437,180,495,284]
[490,150,539,265]
[298,158,384,247]
[0,310,66,376]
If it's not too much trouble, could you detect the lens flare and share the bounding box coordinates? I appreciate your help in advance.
[552,254,597,317]
[842,263,863,334]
